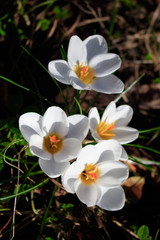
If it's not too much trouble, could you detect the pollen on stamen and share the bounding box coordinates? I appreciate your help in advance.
[43,133,63,154]
[80,164,100,186]
[74,64,95,85]
[96,121,116,140]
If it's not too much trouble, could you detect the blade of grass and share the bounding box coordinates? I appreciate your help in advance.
[84,92,101,113]
[0,178,49,201]
[36,184,57,240]
[139,126,160,134]
[114,73,145,103]
[21,45,69,113]
[0,75,52,105]
[125,143,160,155]
[74,97,83,114]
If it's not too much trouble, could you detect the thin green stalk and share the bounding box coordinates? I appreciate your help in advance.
[37,184,57,240]
[125,143,160,155]
[74,97,83,114]
[21,45,70,113]
[139,126,160,134]
[0,178,49,201]
[84,92,101,113]
[80,90,89,105]
[0,75,52,105]
[114,73,145,103]
[108,0,119,47]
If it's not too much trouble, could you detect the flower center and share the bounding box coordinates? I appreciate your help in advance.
[74,64,95,85]
[80,163,100,185]
[43,133,63,154]
[96,121,116,140]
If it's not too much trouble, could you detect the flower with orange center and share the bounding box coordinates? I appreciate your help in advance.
[80,164,100,186]
[62,140,129,211]
[48,35,124,94]
[19,106,89,178]
[89,101,139,145]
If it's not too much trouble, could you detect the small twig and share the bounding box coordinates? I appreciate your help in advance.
[113,220,139,239]
[50,178,66,191]
[47,19,58,38]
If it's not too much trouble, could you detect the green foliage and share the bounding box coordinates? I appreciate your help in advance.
[137,225,150,240]
[153,77,160,83]
[53,6,68,19]
[145,53,153,60]
[120,0,136,7]
[37,19,51,31]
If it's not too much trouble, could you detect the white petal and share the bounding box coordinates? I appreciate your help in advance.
[42,106,69,137]
[114,127,139,144]
[95,140,122,163]
[54,138,82,163]
[39,158,70,178]
[101,101,116,122]
[91,131,101,142]
[66,115,89,141]
[62,161,79,193]
[98,160,129,187]
[19,112,43,142]
[88,107,100,131]
[48,60,71,84]
[69,71,90,90]
[97,186,125,211]
[75,181,101,207]
[75,144,99,170]
[29,134,51,160]
[92,74,124,94]
[89,54,121,77]
[121,146,128,161]
[84,35,108,62]
[68,35,87,69]
[109,105,133,126]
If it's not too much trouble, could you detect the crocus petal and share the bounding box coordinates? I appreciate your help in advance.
[29,134,51,160]
[88,107,100,131]
[39,158,70,178]
[108,105,133,126]
[42,106,69,137]
[62,161,79,193]
[98,160,129,187]
[48,60,71,84]
[114,127,139,144]
[101,101,116,122]
[92,74,124,94]
[66,115,89,141]
[89,54,121,77]
[19,113,43,142]
[69,71,90,90]
[91,130,101,142]
[97,186,125,211]
[68,35,87,69]
[121,146,128,161]
[54,138,82,163]
[84,35,108,62]
[96,140,122,163]
[75,144,99,170]
[75,181,101,207]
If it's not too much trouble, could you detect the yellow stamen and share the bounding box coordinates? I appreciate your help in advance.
[96,121,116,140]
[43,133,63,154]
[74,64,95,85]
[80,164,100,186]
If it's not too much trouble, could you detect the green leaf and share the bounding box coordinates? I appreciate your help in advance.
[145,53,153,60]
[137,225,149,239]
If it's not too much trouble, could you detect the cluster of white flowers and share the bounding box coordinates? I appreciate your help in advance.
[19,35,139,211]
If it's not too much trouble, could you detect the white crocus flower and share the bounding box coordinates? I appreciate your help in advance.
[62,140,129,211]
[89,101,139,144]
[19,106,89,178]
[48,35,124,94]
